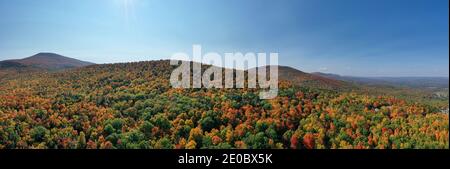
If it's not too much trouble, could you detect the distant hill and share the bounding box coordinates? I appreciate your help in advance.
[0,53,94,79]
[0,53,94,70]
[313,72,449,89]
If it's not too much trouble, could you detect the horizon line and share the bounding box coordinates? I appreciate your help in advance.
[2,52,449,78]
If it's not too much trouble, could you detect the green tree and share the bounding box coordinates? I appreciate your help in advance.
[30,126,48,142]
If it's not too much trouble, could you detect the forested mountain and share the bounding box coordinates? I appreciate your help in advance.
[0,60,447,149]
[0,53,94,80]
[0,53,93,70]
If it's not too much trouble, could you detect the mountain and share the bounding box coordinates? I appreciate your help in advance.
[0,53,94,70]
[0,53,94,79]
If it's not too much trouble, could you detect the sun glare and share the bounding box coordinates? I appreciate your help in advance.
[118,0,137,21]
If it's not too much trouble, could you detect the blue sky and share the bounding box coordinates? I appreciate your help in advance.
[0,0,448,77]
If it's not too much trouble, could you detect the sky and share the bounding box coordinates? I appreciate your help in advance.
[0,0,448,77]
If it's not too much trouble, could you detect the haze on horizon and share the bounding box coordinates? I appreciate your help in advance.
[0,0,448,77]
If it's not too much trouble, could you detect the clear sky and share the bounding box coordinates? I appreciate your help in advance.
[0,0,448,77]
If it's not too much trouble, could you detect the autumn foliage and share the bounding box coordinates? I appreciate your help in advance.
[0,61,448,149]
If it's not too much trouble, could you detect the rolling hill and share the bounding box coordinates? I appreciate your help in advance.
[0,53,359,91]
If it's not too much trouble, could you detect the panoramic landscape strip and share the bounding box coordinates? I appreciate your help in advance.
[0,0,448,153]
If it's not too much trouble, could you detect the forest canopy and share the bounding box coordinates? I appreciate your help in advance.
[0,61,448,149]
